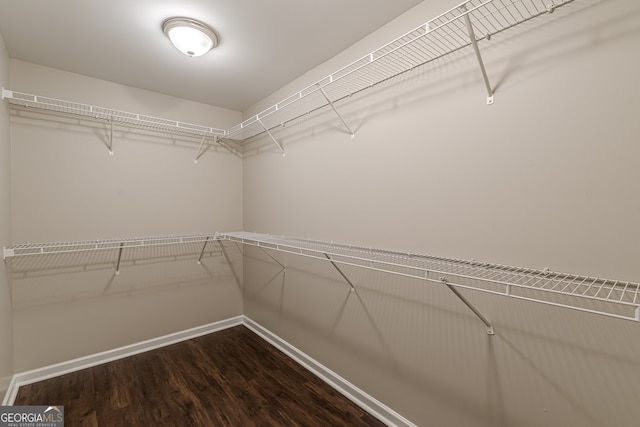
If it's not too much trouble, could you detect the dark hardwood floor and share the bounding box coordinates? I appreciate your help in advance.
[14,325,386,427]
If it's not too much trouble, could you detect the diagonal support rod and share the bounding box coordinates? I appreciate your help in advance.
[324,253,356,293]
[218,240,242,289]
[460,5,494,105]
[259,247,286,271]
[318,85,355,140]
[107,118,114,156]
[441,277,494,335]
[257,119,286,157]
[115,242,124,276]
[197,236,210,264]
[194,135,209,164]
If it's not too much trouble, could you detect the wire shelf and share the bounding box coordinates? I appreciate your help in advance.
[3,234,221,259]
[222,232,640,323]
[3,0,576,146]
[4,230,638,323]
[1,88,227,140]
[227,0,575,140]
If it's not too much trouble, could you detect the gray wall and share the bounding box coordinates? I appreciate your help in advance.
[0,33,14,397]
[8,61,244,371]
[242,0,640,426]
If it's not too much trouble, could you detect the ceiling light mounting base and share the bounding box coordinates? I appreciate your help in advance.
[162,17,218,57]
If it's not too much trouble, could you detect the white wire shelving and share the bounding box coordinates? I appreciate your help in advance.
[225,0,575,150]
[1,88,227,142]
[1,87,245,161]
[2,0,577,157]
[221,232,640,330]
[3,234,223,275]
[4,230,638,330]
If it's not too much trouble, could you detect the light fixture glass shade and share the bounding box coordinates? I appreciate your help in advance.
[163,18,218,57]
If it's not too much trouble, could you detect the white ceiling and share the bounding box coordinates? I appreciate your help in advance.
[0,0,423,112]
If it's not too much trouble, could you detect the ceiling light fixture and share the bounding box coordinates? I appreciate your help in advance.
[162,17,218,57]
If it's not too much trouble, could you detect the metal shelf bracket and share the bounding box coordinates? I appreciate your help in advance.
[441,277,494,335]
[197,236,210,264]
[194,135,214,164]
[318,85,355,140]
[460,5,495,105]
[324,253,356,293]
[259,247,286,271]
[257,119,286,157]
[217,240,233,269]
[107,118,114,156]
[115,242,124,276]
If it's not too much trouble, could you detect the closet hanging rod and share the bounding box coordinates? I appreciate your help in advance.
[221,232,640,323]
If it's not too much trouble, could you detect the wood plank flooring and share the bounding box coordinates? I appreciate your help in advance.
[14,325,386,427]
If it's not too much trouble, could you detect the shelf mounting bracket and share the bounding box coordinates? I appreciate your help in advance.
[217,240,233,270]
[257,119,286,157]
[197,236,210,264]
[259,247,286,271]
[318,85,355,140]
[441,277,494,335]
[324,253,356,293]
[115,242,124,276]
[107,118,115,156]
[460,5,494,105]
[194,135,210,164]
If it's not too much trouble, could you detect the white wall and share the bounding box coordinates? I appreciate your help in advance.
[9,61,244,371]
[0,33,14,398]
[242,0,640,426]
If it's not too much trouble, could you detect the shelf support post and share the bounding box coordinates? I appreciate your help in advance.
[324,253,356,293]
[257,119,286,157]
[217,240,233,269]
[194,135,209,164]
[107,118,114,156]
[317,85,355,140]
[460,5,494,105]
[635,306,640,322]
[197,236,210,264]
[441,277,494,335]
[115,242,124,276]
[260,247,286,271]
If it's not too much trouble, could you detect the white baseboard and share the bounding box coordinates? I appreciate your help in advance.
[2,315,415,427]
[2,315,243,405]
[0,375,13,405]
[242,317,417,427]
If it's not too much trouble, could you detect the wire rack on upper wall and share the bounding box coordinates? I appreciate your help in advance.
[3,0,577,157]
[1,88,227,141]
[226,0,576,144]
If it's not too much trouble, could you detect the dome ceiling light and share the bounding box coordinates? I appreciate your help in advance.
[162,17,218,57]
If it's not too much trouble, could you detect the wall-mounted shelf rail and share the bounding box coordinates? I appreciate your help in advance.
[226,0,575,143]
[1,88,228,155]
[5,230,638,326]
[221,232,640,326]
[3,233,222,275]
[3,0,576,153]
